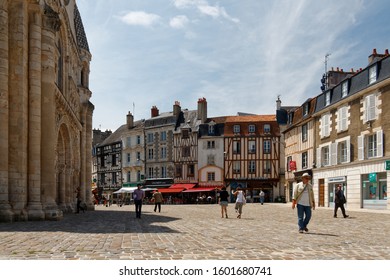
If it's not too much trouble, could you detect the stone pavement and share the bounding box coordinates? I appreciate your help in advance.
[1,203,390,260]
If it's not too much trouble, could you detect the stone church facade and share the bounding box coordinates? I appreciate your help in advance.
[0,0,93,222]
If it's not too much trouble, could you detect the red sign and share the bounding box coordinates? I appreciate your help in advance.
[289,161,297,171]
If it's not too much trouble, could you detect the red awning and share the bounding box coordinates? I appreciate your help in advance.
[158,188,185,194]
[169,184,196,189]
[182,187,216,193]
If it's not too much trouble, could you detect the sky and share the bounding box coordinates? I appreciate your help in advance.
[77,0,390,131]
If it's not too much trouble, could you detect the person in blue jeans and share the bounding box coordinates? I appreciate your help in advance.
[292,173,315,233]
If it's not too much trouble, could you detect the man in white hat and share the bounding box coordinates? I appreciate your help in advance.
[292,173,315,233]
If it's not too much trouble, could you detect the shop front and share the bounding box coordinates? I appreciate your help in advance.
[328,176,347,208]
[361,172,387,209]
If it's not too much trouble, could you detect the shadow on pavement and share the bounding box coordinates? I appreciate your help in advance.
[0,209,181,234]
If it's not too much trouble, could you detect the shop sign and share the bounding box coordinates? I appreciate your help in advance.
[385,160,390,171]
[328,177,346,183]
[369,173,377,182]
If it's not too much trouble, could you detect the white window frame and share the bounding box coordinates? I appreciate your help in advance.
[126,137,131,147]
[337,106,348,132]
[161,146,167,159]
[302,124,308,142]
[147,133,154,143]
[127,153,131,163]
[325,92,331,106]
[233,125,240,134]
[233,161,241,173]
[321,113,331,138]
[264,124,271,133]
[341,81,348,98]
[358,130,383,160]
[249,125,256,133]
[302,152,308,169]
[336,136,351,164]
[249,160,256,173]
[207,172,216,181]
[248,140,256,153]
[369,65,377,84]
[207,154,215,165]
[264,160,271,174]
[148,148,154,160]
[160,131,167,141]
[161,166,167,178]
[263,140,271,154]
[365,94,377,122]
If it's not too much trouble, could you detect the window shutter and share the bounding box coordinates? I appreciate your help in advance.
[346,137,351,163]
[331,142,337,165]
[317,147,321,167]
[358,135,364,160]
[377,130,383,157]
[366,94,376,121]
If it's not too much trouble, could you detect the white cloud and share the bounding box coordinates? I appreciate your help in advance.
[173,0,239,23]
[118,11,161,27]
[170,15,189,29]
[198,4,239,23]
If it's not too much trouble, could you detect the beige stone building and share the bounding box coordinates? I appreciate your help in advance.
[0,0,93,222]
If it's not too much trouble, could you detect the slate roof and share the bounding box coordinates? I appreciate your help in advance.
[74,5,90,52]
[315,54,390,113]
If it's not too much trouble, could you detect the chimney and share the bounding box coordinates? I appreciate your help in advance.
[368,48,388,64]
[151,106,159,118]
[197,97,207,123]
[126,111,134,129]
[276,96,282,110]
[173,101,181,117]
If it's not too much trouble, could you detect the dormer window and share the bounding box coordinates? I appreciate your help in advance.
[208,121,216,135]
[264,124,271,134]
[287,112,294,125]
[341,81,348,98]
[369,65,377,84]
[325,92,331,106]
[233,125,240,134]
[303,103,309,116]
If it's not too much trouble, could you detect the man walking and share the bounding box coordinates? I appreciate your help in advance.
[133,184,145,219]
[152,189,163,213]
[334,185,349,218]
[292,173,315,233]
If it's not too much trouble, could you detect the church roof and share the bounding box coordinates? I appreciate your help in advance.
[74,5,90,52]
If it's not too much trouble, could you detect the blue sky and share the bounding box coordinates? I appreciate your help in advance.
[77,0,390,131]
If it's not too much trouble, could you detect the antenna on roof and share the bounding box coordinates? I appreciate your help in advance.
[321,53,331,91]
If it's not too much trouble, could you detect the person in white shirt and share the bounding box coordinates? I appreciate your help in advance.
[292,173,315,233]
[233,187,246,219]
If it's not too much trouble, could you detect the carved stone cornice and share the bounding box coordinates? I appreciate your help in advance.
[43,3,61,32]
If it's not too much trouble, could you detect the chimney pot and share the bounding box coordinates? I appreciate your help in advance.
[373,48,377,55]
[385,49,389,55]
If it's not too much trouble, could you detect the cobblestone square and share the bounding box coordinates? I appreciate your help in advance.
[1,203,390,260]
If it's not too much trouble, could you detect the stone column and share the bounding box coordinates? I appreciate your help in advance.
[85,102,94,209]
[27,3,44,220]
[79,105,87,208]
[41,3,62,220]
[8,0,29,221]
[0,0,13,222]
